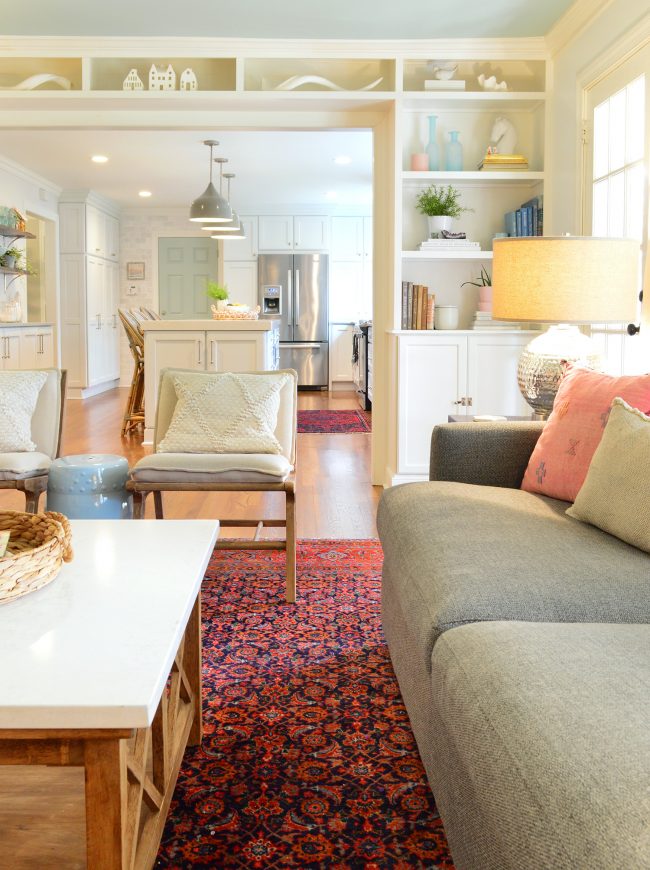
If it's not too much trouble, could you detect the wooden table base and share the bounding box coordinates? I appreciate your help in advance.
[0,594,202,870]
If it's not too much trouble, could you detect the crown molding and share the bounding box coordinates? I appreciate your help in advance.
[0,34,549,60]
[0,153,61,196]
[59,188,121,215]
[545,0,615,56]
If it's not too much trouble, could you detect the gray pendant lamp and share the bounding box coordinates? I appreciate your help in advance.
[209,170,247,239]
[189,140,233,223]
[202,161,241,233]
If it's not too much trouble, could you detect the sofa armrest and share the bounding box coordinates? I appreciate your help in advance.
[429,422,545,489]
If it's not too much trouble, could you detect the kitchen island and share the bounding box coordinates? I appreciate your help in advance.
[141,318,280,443]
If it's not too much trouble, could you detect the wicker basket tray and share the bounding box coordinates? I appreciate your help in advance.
[0,511,73,604]
[210,304,260,320]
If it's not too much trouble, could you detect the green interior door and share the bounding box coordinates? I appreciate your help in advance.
[158,237,218,319]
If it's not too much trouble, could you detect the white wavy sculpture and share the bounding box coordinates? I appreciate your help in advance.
[0,74,72,91]
[275,74,383,92]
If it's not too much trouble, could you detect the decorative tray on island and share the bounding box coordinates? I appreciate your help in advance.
[210,304,260,320]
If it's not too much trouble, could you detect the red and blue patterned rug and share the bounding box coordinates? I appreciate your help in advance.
[297,410,371,434]
[156,540,453,868]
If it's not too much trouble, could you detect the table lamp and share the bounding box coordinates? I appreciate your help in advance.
[492,236,640,418]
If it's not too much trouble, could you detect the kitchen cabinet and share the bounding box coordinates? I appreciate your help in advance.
[329,323,355,389]
[395,331,536,479]
[258,215,329,252]
[222,260,258,310]
[221,216,258,262]
[142,321,280,442]
[0,325,54,370]
[330,215,372,322]
[60,202,120,262]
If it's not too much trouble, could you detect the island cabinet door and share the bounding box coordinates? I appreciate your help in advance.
[205,331,266,373]
[144,330,206,431]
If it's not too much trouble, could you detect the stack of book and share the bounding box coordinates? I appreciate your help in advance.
[472,311,521,330]
[504,196,543,237]
[401,282,436,330]
[418,239,481,252]
[424,79,466,90]
[478,154,529,172]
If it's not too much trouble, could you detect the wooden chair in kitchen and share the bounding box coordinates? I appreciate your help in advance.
[127,368,298,602]
[118,308,145,437]
[0,369,66,512]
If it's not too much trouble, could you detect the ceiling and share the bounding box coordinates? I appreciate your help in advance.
[1,129,374,210]
[11,0,575,39]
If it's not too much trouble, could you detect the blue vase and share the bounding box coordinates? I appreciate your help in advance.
[445,130,463,171]
[426,115,439,171]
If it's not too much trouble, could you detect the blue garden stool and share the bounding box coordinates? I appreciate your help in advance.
[47,454,133,519]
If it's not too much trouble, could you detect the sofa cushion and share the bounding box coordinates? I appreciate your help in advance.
[567,398,650,553]
[521,366,650,502]
[378,481,650,674]
[428,621,650,870]
[130,452,292,484]
[0,452,51,480]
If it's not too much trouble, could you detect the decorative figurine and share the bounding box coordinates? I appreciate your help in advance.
[149,64,176,91]
[123,69,144,91]
[489,117,517,155]
[179,68,198,91]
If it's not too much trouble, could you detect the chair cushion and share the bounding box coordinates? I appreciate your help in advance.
[0,370,48,452]
[0,452,51,480]
[130,452,292,484]
[567,398,650,553]
[521,366,650,502]
[158,371,291,455]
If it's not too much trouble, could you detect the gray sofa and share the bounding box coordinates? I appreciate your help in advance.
[377,422,650,870]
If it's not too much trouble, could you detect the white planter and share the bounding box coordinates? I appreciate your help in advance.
[427,215,453,238]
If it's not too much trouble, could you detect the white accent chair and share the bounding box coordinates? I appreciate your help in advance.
[0,369,66,512]
[127,368,298,602]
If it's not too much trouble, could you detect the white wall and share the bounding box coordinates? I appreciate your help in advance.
[546,0,649,235]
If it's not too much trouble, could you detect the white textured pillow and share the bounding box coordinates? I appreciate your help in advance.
[0,370,48,452]
[567,398,650,553]
[158,371,290,455]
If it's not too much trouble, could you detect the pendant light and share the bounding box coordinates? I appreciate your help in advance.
[209,171,247,240]
[189,140,233,223]
[202,160,241,232]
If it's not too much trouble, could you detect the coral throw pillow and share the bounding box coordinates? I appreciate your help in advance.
[521,366,650,502]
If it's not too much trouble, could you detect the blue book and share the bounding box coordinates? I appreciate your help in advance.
[521,197,539,236]
[504,211,517,236]
[521,207,529,237]
[515,209,522,237]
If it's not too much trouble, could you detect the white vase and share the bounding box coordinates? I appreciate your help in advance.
[427,215,453,238]
[216,299,227,311]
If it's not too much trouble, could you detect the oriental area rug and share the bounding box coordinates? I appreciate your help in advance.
[156,540,453,868]
[297,409,372,434]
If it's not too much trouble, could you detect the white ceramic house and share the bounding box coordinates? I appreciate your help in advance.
[179,68,198,90]
[148,64,176,90]
[122,68,144,91]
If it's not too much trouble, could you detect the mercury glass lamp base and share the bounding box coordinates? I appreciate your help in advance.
[518,324,602,417]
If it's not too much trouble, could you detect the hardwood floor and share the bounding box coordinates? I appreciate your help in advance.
[0,386,380,868]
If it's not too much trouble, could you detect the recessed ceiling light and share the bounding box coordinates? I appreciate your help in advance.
[334,155,352,165]
[138,190,152,198]
[91,154,108,164]
[325,191,338,200]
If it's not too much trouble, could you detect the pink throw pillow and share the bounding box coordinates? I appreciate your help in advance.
[521,366,650,502]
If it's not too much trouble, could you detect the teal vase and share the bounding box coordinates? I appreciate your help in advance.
[445,130,463,171]
[426,115,439,171]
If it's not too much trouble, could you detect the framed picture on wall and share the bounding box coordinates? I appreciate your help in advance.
[126,261,145,280]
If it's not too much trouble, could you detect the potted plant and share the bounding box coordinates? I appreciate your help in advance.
[462,265,492,310]
[415,184,472,237]
[205,281,229,311]
[1,247,22,271]
[461,265,491,288]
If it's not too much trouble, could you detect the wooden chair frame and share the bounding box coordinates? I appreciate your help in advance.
[128,476,297,603]
[0,370,67,513]
[119,309,145,437]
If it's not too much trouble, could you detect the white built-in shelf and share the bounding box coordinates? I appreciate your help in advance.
[401,91,546,111]
[401,250,493,260]
[402,171,544,185]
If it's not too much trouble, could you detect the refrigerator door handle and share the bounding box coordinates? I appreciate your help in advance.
[294,269,300,324]
[286,270,293,325]
[283,342,319,349]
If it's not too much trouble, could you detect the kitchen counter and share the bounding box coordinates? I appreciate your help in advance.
[141,319,277,332]
[0,322,53,328]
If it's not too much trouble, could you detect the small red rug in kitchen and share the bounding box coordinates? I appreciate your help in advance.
[297,409,371,433]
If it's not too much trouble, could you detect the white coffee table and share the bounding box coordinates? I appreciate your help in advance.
[0,518,219,870]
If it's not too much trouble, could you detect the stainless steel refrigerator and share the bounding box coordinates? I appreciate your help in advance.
[258,253,329,387]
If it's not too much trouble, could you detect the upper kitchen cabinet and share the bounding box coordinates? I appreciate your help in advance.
[221,216,258,262]
[258,216,329,252]
[59,201,120,262]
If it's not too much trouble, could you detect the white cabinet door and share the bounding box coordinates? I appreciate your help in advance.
[106,215,120,261]
[87,313,104,385]
[60,254,86,388]
[2,334,22,370]
[222,261,259,310]
[86,256,105,326]
[20,332,39,370]
[294,215,329,251]
[105,261,120,379]
[59,203,86,254]
[259,216,293,251]
[144,331,205,432]
[331,216,364,259]
[398,334,467,476]
[467,333,532,418]
[329,259,364,323]
[222,216,258,261]
[206,330,266,372]
[37,330,54,368]
[329,324,355,386]
[86,206,105,258]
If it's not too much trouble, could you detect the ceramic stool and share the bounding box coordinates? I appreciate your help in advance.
[47,454,133,519]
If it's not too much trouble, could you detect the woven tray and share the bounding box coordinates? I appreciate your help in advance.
[0,511,73,604]
[210,304,260,320]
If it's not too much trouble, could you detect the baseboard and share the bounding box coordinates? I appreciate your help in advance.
[66,378,120,399]
[386,470,428,487]
[143,427,154,445]
[330,380,355,392]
